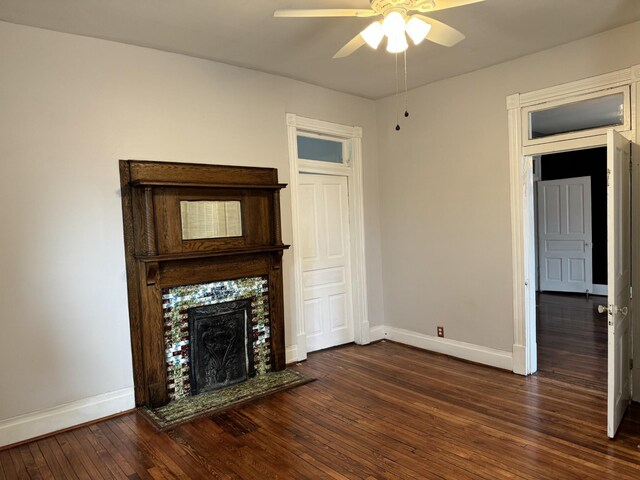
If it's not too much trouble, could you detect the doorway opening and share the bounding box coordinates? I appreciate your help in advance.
[518,131,633,438]
[286,114,370,363]
[534,147,608,389]
[507,67,640,437]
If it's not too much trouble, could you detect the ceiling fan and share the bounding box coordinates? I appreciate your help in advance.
[274,0,485,58]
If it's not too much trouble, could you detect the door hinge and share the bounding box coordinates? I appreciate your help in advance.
[630,359,634,370]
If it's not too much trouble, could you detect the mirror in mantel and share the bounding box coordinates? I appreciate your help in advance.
[180,200,242,240]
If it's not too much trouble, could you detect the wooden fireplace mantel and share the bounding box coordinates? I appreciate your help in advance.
[119,160,289,408]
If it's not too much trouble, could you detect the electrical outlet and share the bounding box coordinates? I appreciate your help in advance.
[437,326,444,338]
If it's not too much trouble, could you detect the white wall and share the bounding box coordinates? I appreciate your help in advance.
[0,20,384,445]
[376,21,640,355]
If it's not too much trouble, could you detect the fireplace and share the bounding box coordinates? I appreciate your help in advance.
[162,277,271,400]
[120,160,289,408]
[188,299,254,395]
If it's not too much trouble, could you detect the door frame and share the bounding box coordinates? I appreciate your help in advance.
[286,114,369,362]
[506,65,639,380]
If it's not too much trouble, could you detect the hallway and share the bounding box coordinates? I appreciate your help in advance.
[536,292,608,390]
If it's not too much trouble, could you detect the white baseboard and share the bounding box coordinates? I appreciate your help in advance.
[0,387,135,448]
[592,284,608,296]
[286,345,299,364]
[381,326,513,371]
[369,325,386,342]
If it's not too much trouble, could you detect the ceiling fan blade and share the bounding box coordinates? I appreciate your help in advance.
[415,0,485,13]
[413,15,465,47]
[274,9,378,18]
[333,34,366,59]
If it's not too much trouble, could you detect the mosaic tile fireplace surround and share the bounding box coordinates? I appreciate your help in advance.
[163,277,271,400]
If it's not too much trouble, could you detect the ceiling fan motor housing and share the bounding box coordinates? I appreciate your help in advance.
[370,0,436,16]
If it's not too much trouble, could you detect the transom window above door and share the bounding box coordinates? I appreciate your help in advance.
[297,133,351,165]
[522,86,630,146]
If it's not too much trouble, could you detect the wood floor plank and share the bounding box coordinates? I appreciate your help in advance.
[317,347,638,479]
[201,415,313,479]
[100,419,156,480]
[180,420,280,479]
[281,369,530,479]
[0,450,17,480]
[54,432,97,480]
[127,416,233,480]
[72,427,118,480]
[7,449,26,479]
[247,401,410,480]
[88,424,138,478]
[35,438,79,480]
[56,431,104,480]
[27,443,54,480]
[17,445,42,480]
[69,429,113,480]
[80,424,129,480]
[119,415,230,480]
[229,410,389,480]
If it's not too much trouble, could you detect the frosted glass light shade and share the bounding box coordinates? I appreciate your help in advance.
[361,21,384,49]
[406,17,431,45]
[386,32,408,53]
[382,11,406,37]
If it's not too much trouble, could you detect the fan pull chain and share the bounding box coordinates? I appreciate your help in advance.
[395,53,400,131]
[404,50,409,118]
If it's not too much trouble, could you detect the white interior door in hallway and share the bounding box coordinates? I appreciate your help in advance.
[299,173,354,352]
[537,176,593,294]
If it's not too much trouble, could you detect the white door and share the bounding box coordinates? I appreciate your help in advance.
[606,130,633,438]
[537,176,593,294]
[299,173,354,352]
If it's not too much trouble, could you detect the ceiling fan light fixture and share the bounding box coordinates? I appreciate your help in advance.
[405,17,431,45]
[361,21,384,49]
[386,32,408,53]
[382,11,406,38]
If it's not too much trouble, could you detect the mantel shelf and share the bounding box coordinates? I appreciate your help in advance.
[135,244,290,263]
[130,180,287,190]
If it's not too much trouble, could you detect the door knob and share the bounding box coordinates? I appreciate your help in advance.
[598,305,628,315]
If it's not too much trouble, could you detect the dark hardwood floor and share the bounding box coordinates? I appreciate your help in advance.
[536,292,608,390]
[2,340,640,479]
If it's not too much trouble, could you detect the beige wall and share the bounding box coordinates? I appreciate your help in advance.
[0,21,384,427]
[376,20,640,352]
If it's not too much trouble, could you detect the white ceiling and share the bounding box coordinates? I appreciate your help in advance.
[2,0,640,99]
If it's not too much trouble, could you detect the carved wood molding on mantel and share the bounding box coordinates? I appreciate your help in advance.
[119,160,289,408]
